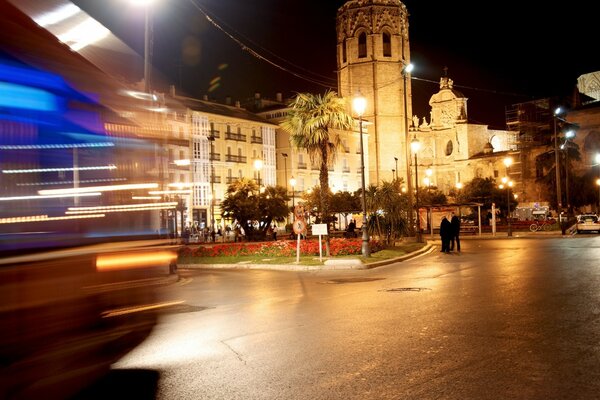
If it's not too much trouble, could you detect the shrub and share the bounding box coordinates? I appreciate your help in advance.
[178,238,384,258]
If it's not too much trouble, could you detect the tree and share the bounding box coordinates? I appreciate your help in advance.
[457,176,519,219]
[220,178,290,241]
[281,91,354,255]
[419,187,448,206]
[360,179,409,244]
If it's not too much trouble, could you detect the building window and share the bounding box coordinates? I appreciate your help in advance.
[382,31,391,57]
[358,32,367,58]
[445,140,453,156]
[342,39,347,63]
[494,170,499,178]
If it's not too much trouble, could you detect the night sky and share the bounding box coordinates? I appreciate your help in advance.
[72,0,598,129]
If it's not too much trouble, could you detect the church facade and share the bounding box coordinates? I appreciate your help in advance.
[335,0,518,201]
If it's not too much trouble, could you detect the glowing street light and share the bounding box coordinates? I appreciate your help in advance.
[403,62,414,236]
[352,92,370,257]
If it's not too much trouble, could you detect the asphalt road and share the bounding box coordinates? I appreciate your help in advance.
[81,236,600,399]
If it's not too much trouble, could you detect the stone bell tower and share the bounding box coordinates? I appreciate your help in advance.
[336,0,412,185]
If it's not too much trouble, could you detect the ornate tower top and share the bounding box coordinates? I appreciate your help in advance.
[336,0,409,41]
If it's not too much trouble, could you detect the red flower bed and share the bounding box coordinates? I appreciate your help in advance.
[179,238,384,258]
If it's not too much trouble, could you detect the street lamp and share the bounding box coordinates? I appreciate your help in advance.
[503,156,513,236]
[553,107,564,213]
[290,176,296,215]
[403,63,414,236]
[563,129,576,213]
[410,135,422,243]
[392,169,396,180]
[596,153,600,213]
[425,167,433,191]
[254,158,263,188]
[394,157,398,181]
[352,92,370,257]
[130,0,157,92]
[208,135,216,239]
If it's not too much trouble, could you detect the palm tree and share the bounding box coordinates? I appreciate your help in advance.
[281,91,354,256]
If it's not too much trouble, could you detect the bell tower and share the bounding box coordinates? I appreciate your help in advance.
[336,0,412,185]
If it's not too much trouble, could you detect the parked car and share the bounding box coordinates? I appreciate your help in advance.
[576,214,600,234]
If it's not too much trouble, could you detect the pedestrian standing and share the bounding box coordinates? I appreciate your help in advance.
[440,215,451,253]
[450,212,461,252]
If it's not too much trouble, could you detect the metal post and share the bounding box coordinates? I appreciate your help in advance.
[208,135,215,240]
[414,152,422,243]
[403,71,414,236]
[553,116,562,212]
[144,6,152,93]
[358,115,370,257]
[507,186,512,237]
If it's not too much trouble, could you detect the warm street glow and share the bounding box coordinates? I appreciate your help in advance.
[254,159,263,171]
[596,178,600,186]
[0,193,101,201]
[404,63,414,73]
[148,190,192,195]
[410,137,421,153]
[455,182,463,189]
[0,213,105,224]
[174,159,191,166]
[67,202,177,214]
[3,165,116,174]
[352,94,367,117]
[96,250,176,272]
[290,177,296,187]
[423,177,430,186]
[425,168,433,177]
[39,183,158,195]
[501,176,508,184]
[503,156,513,168]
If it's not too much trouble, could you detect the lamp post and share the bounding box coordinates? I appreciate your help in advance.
[394,157,398,181]
[563,129,575,213]
[290,176,296,221]
[352,92,370,257]
[503,156,513,236]
[410,135,422,243]
[208,135,216,239]
[130,0,156,92]
[282,153,289,222]
[596,153,600,213]
[254,158,263,189]
[392,169,396,180]
[425,167,433,192]
[403,63,415,236]
[553,107,563,213]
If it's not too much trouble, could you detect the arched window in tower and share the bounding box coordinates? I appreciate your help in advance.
[342,39,347,63]
[382,31,391,57]
[445,140,454,156]
[358,32,367,58]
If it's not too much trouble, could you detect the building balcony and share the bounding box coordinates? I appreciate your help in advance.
[225,132,246,142]
[297,162,307,169]
[210,176,221,184]
[225,154,247,163]
[342,167,351,173]
[250,135,263,144]
[210,153,220,161]
[226,176,239,184]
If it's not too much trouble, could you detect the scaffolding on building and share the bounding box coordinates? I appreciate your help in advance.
[505,98,555,203]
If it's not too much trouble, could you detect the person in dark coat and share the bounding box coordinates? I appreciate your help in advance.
[450,212,461,252]
[440,215,451,253]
